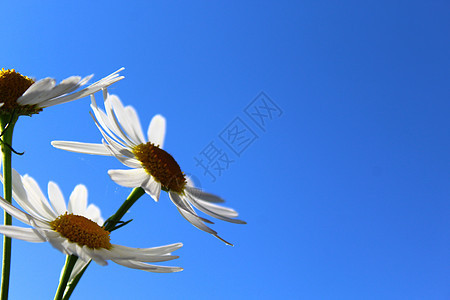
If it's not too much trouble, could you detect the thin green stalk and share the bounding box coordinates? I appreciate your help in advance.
[0,114,18,300]
[103,187,145,232]
[54,255,78,300]
[61,261,89,300]
[60,187,145,300]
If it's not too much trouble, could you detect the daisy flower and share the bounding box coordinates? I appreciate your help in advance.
[0,169,183,273]
[0,67,124,117]
[52,93,246,245]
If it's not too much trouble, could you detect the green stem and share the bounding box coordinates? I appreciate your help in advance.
[54,255,78,300]
[0,114,18,300]
[104,187,145,232]
[61,261,89,300]
[60,187,145,299]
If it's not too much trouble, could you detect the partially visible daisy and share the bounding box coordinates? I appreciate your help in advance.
[0,169,183,273]
[52,93,246,245]
[0,68,124,117]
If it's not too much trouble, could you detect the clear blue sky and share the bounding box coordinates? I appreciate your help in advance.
[1,1,449,299]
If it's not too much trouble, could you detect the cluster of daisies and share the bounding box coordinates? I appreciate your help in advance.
[0,68,245,294]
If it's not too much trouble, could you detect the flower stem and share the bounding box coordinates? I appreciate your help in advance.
[54,255,78,300]
[61,261,89,300]
[0,114,18,300]
[104,187,145,232]
[60,187,145,299]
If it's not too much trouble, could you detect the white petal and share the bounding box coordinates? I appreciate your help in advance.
[101,139,141,168]
[147,115,166,148]
[111,259,183,273]
[82,247,108,266]
[109,243,182,262]
[0,226,46,242]
[45,76,84,97]
[9,170,51,222]
[39,68,124,108]
[168,192,212,223]
[0,196,48,228]
[109,96,145,145]
[51,141,112,156]
[68,185,88,215]
[85,204,103,225]
[194,199,239,218]
[186,193,245,224]
[48,182,67,215]
[38,75,88,103]
[69,259,90,282]
[125,106,146,143]
[184,186,225,203]
[141,177,161,202]
[112,243,182,256]
[104,95,136,146]
[21,175,57,220]
[10,169,30,208]
[91,101,122,144]
[169,192,233,245]
[108,168,149,188]
[45,231,71,255]
[17,78,56,105]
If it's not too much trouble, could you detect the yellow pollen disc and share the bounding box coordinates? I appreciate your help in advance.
[0,68,41,116]
[50,213,112,250]
[132,142,187,194]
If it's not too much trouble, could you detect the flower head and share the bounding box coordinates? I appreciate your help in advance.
[52,93,246,245]
[0,68,124,116]
[0,169,182,273]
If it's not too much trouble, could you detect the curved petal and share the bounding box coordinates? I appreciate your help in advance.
[168,192,213,224]
[45,232,72,255]
[184,186,225,203]
[110,243,182,261]
[10,169,31,209]
[111,259,183,273]
[125,106,146,143]
[69,259,90,282]
[108,168,149,188]
[0,196,48,228]
[48,181,67,215]
[17,78,56,105]
[169,192,233,245]
[109,96,145,145]
[82,247,108,266]
[0,226,46,242]
[51,141,112,156]
[68,184,88,215]
[147,115,166,148]
[104,95,136,146]
[111,243,182,256]
[101,140,141,168]
[40,68,124,108]
[141,177,161,202]
[186,193,245,224]
[21,175,57,220]
[85,204,103,225]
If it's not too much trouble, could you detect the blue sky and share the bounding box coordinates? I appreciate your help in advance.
[1,1,449,299]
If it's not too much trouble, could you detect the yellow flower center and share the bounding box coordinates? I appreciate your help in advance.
[0,68,41,116]
[50,213,112,250]
[132,142,186,194]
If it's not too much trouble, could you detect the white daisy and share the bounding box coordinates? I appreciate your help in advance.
[52,93,246,245]
[0,68,124,117]
[0,169,183,273]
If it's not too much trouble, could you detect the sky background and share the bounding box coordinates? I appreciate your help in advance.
[1,1,449,299]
